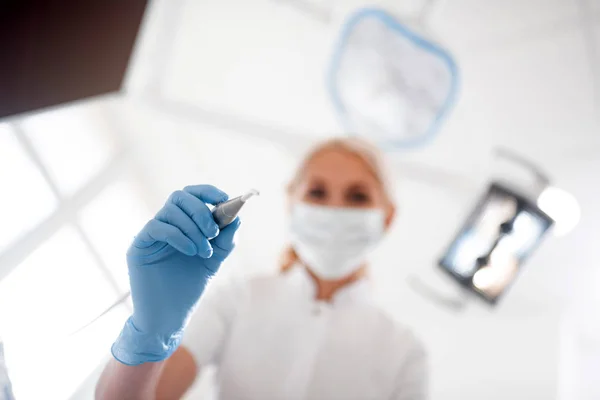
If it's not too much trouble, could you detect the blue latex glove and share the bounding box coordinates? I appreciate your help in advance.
[112,185,241,366]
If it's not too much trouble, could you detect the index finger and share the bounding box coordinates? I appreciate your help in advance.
[183,185,229,205]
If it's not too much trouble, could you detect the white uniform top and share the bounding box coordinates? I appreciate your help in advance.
[183,266,428,400]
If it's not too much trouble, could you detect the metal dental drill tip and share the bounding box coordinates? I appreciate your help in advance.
[212,189,259,229]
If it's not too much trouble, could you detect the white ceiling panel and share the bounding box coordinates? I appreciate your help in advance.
[595,21,600,71]
[331,0,427,18]
[275,0,429,20]
[466,29,597,162]
[436,0,580,54]
[420,27,596,173]
[163,0,340,138]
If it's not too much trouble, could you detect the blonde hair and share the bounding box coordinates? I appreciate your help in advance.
[280,137,395,273]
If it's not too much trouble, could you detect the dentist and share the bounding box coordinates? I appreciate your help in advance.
[96,137,427,400]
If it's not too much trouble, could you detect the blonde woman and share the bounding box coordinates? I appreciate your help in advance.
[97,138,427,400]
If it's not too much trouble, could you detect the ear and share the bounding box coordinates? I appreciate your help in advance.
[384,203,396,230]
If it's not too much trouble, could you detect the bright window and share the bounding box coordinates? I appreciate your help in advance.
[80,177,152,292]
[0,125,57,252]
[0,100,149,399]
[0,227,123,399]
[20,104,116,196]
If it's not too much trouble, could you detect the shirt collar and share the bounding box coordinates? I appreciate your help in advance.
[284,264,371,306]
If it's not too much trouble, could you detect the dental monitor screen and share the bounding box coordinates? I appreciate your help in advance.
[0,0,148,118]
[439,183,553,304]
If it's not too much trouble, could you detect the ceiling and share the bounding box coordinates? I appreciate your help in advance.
[116,1,600,396]
[129,0,599,177]
[122,0,600,302]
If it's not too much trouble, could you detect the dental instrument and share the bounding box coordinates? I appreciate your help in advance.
[212,189,260,229]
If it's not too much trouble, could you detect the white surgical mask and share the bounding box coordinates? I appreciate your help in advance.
[289,202,385,280]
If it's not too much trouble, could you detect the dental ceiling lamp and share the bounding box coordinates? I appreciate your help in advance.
[327,2,459,149]
[412,148,581,308]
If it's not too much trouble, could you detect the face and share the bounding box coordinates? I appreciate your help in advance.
[290,149,396,228]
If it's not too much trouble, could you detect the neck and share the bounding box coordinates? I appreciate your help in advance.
[304,264,367,302]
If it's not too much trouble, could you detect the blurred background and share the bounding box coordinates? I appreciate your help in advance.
[0,0,598,399]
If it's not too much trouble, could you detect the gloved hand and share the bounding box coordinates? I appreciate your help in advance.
[111,185,241,366]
